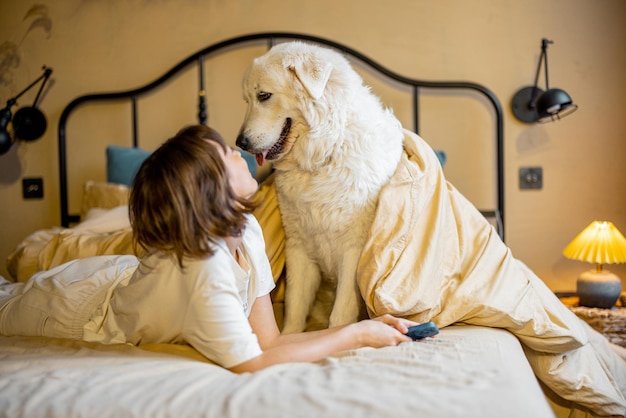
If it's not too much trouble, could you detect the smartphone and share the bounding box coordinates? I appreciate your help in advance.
[406,321,439,340]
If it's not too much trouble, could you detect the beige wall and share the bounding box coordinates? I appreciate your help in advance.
[1,0,625,292]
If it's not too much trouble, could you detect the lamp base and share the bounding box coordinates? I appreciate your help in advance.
[511,86,544,123]
[576,270,623,309]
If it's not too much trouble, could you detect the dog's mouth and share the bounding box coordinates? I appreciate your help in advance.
[256,118,292,167]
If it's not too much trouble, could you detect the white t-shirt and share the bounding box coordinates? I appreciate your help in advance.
[94,215,275,368]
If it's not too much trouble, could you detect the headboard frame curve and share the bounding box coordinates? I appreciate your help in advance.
[58,32,504,238]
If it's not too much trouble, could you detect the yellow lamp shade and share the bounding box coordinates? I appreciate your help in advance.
[564,221,626,308]
[563,221,626,265]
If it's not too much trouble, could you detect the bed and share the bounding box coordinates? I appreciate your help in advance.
[1,33,625,418]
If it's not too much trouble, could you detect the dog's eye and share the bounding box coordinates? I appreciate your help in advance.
[258,92,272,102]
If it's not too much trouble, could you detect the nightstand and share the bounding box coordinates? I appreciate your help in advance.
[558,293,626,348]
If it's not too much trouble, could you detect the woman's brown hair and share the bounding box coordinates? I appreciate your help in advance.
[130,125,257,267]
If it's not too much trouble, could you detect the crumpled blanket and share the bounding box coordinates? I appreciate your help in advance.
[357,129,626,416]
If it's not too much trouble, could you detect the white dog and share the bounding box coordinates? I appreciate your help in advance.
[236,42,404,333]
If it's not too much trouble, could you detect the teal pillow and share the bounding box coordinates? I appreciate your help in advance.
[241,151,257,178]
[434,150,447,167]
[106,145,258,187]
[106,145,151,186]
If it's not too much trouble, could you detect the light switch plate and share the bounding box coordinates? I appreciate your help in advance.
[23,177,44,199]
[519,167,542,190]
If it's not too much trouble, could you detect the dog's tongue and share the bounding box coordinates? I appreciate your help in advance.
[255,151,268,167]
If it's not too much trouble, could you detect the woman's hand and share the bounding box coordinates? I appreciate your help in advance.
[371,314,418,334]
[352,314,418,348]
[234,302,419,373]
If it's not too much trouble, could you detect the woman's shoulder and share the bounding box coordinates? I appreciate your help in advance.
[140,243,231,274]
[243,214,264,241]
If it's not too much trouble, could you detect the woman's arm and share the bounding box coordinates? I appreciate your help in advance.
[228,295,415,373]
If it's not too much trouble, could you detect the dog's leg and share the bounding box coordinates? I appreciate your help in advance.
[282,245,322,334]
[306,278,336,331]
[328,249,366,327]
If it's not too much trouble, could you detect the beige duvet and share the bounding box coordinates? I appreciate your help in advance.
[358,130,626,416]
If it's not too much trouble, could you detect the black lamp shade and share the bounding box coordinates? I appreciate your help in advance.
[13,106,47,141]
[0,107,12,155]
[0,130,12,155]
[536,88,578,122]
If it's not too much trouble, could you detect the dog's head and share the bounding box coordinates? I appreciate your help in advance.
[236,42,360,170]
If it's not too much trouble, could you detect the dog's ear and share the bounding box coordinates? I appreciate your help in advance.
[284,54,332,100]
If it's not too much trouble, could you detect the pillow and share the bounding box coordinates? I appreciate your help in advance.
[75,205,131,233]
[434,150,447,167]
[241,151,257,178]
[107,145,259,185]
[252,174,285,285]
[81,181,130,219]
[38,229,138,276]
[106,145,151,186]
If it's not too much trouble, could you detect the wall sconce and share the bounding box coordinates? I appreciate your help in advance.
[511,39,578,123]
[563,221,626,308]
[0,66,53,155]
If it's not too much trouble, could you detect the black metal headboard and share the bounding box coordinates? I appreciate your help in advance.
[58,32,504,237]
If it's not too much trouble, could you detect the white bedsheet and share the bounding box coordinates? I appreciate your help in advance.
[0,325,554,418]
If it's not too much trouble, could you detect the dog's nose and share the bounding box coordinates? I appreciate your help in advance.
[236,133,250,151]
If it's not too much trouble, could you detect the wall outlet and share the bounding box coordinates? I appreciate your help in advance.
[23,177,44,199]
[519,167,543,190]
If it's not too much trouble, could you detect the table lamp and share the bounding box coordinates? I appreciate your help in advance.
[563,221,626,308]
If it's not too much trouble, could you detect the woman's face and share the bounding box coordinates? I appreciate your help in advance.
[212,141,258,198]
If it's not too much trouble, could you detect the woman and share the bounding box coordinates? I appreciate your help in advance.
[0,125,415,373]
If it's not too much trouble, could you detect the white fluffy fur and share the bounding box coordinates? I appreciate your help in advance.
[237,42,404,333]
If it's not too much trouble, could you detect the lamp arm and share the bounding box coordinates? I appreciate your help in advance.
[32,67,53,107]
[4,66,53,109]
[529,39,553,108]
[542,38,553,91]
[529,49,544,108]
